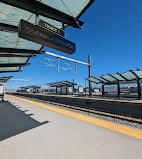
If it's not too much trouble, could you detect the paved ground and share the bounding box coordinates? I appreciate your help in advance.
[0,95,142,159]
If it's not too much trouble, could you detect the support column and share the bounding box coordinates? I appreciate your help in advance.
[137,78,141,100]
[66,87,67,94]
[102,83,105,96]
[56,86,57,94]
[88,55,92,96]
[117,80,120,97]
[72,79,75,95]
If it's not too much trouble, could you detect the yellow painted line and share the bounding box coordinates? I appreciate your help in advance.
[7,94,142,140]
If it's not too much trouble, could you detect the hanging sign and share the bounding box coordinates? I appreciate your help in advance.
[18,19,75,54]
[36,17,65,38]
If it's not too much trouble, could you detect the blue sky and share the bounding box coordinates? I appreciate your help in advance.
[4,0,142,89]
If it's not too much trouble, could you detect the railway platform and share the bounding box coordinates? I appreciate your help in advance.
[0,94,142,159]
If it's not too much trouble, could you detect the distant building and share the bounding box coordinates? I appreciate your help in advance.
[92,88,100,93]
[120,87,130,93]
[130,87,137,93]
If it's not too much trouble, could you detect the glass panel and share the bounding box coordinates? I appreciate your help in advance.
[95,77,108,83]
[0,52,32,56]
[0,57,28,64]
[89,77,101,83]
[0,66,20,71]
[0,32,42,50]
[0,3,42,50]
[0,3,33,26]
[133,70,142,79]
[102,75,116,82]
[38,0,90,17]
[111,74,125,80]
[121,72,136,80]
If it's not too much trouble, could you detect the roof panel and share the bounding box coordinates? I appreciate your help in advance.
[0,66,21,72]
[102,75,116,82]
[110,74,125,81]
[0,76,12,83]
[0,31,42,50]
[133,70,142,79]
[95,76,108,83]
[88,70,142,84]
[88,77,100,83]
[121,71,136,80]
[0,2,43,50]
[0,57,28,64]
[46,80,77,87]
[38,0,91,17]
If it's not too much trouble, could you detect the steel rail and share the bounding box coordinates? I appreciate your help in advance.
[9,93,142,126]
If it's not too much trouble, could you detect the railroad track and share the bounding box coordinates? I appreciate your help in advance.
[10,94,142,128]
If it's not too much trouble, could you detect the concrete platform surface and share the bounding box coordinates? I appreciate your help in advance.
[0,95,142,159]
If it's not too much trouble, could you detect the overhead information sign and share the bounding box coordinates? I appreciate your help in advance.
[18,20,75,54]
[36,17,65,38]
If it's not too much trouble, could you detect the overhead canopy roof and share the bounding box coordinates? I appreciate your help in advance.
[0,0,94,28]
[46,81,77,87]
[0,1,44,73]
[0,0,94,73]
[26,85,41,89]
[0,76,12,83]
[0,48,40,73]
[88,69,142,85]
[20,86,26,89]
[0,0,94,48]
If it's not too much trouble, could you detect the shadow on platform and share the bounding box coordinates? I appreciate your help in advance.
[0,100,49,141]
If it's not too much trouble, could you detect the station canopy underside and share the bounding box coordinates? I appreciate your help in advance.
[46,81,77,87]
[0,76,12,83]
[0,0,94,73]
[88,69,142,85]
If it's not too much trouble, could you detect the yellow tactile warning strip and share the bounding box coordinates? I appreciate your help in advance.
[7,94,142,140]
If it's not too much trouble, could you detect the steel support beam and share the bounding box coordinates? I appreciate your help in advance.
[117,80,120,97]
[56,87,57,94]
[1,0,83,28]
[0,54,36,57]
[137,78,141,100]
[0,63,30,67]
[130,70,141,99]
[72,79,75,95]
[102,83,105,96]
[0,47,40,54]
[0,22,18,33]
[44,51,89,66]
[88,55,92,96]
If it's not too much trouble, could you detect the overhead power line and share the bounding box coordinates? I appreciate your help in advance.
[92,17,142,46]
[105,0,142,25]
